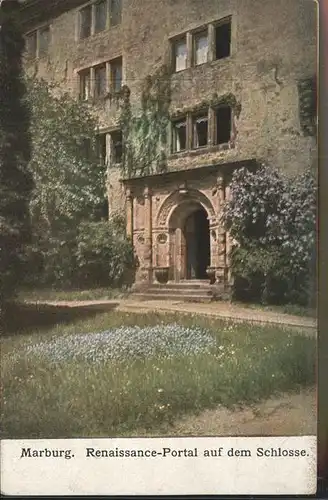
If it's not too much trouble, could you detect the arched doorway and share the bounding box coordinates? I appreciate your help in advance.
[184,207,210,279]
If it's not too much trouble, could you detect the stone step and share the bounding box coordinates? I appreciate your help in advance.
[147,282,212,290]
[132,293,212,303]
[146,287,212,296]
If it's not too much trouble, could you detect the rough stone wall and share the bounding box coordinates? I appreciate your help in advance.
[23,0,317,214]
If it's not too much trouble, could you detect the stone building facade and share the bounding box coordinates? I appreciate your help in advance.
[20,0,317,294]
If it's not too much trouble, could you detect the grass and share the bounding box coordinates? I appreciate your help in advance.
[233,301,316,318]
[0,306,316,439]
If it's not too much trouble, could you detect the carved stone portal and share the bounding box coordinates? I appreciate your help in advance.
[123,167,231,288]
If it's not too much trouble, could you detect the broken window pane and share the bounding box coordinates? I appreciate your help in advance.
[95,0,107,33]
[110,0,122,26]
[173,120,187,152]
[215,21,231,60]
[216,106,232,144]
[111,130,123,163]
[194,31,208,65]
[26,31,37,58]
[193,115,208,148]
[80,70,91,100]
[79,5,92,39]
[111,58,122,92]
[94,64,107,98]
[173,38,187,72]
[38,26,50,57]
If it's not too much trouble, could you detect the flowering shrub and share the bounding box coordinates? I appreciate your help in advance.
[222,166,316,305]
[22,324,216,363]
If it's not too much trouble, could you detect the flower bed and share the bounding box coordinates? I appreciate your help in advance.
[24,324,216,363]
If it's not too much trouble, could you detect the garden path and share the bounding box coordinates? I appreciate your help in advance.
[31,298,317,334]
[136,388,316,437]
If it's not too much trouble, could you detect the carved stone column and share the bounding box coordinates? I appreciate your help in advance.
[143,186,153,282]
[125,187,133,241]
[225,182,233,286]
[215,174,226,285]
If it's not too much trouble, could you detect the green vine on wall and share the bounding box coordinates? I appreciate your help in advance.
[297,76,316,137]
[119,64,171,178]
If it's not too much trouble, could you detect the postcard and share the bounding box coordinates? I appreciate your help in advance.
[0,0,320,495]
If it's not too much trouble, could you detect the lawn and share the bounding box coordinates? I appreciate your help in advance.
[0,306,316,439]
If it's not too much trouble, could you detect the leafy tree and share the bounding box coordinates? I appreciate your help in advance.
[26,77,106,230]
[222,165,316,305]
[0,0,33,309]
[25,77,134,288]
[25,77,107,285]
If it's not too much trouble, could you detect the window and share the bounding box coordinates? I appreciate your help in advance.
[26,31,37,58]
[170,17,232,72]
[78,57,122,101]
[26,26,50,58]
[172,119,187,152]
[80,69,91,100]
[96,130,122,165]
[38,26,50,56]
[215,20,231,60]
[79,5,92,39]
[95,0,107,33]
[96,134,107,165]
[215,106,232,144]
[111,58,122,92]
[193,114,208,148]
[194,31,208,66]
[171,104,233,155]
[173,37,187,72]
[94,64,107,98]
[298,76,317,137]
[110,0,122,26]
[111,130,123,163]
[78,0,121,39]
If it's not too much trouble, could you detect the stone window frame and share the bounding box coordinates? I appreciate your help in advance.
[171,35,188,73]
[96,128,123,167]
[77,56,123,101]
[76,0,122,41]
[169,15,233,73]
[191,110,209,149]
[170,104,234,155]
[171,117,187,153]
[25,24,51,60]
[192,28,209,67]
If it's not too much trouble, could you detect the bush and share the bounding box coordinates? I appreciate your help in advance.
[222,166,316,306]
[24,214,136,290]
[75,216,136,288]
